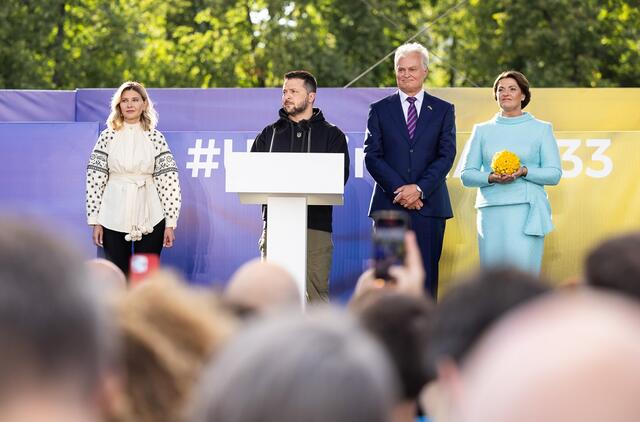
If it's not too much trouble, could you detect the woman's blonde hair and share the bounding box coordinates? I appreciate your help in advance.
[107,81,158,131]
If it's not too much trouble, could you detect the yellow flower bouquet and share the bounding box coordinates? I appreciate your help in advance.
[491,150,521,175]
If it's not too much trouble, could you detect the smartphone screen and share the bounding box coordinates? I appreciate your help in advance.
[372,210,409,281]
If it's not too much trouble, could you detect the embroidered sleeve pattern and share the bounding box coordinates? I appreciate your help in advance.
[86,130,111,225]
[151,130,182,228]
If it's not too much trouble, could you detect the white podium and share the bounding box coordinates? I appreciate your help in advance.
[225,152,344,303]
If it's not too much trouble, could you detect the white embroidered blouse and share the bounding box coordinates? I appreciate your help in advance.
[86,123,181,241]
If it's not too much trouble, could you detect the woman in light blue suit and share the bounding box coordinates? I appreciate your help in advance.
[460,70,562,274]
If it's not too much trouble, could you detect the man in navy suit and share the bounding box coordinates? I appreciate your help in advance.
[364,42,456,299]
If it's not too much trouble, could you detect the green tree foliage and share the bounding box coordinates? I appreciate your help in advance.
[430,0,640,87]
[0,0,638,88]
[1,0,150,89]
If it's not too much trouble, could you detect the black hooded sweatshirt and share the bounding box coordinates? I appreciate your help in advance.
[250,107,350,233]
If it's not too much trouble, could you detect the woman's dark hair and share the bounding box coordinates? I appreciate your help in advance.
[493,70,531,109]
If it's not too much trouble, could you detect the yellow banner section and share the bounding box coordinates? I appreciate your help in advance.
[441,130,640,290]
[429,88,640,132]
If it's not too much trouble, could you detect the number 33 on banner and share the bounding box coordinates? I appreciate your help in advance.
[557,138,613,179]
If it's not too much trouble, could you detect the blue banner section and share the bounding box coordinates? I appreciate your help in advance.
[0,122,99,250]
[0,91,76,122]
[75,88,396,132]
[0,123,373,301]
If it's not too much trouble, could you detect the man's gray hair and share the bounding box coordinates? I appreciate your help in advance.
[394,42,430,70]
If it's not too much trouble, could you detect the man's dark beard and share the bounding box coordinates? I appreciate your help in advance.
[285,98,308,117]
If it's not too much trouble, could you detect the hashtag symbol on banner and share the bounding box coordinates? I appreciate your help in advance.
[186,138,220,178]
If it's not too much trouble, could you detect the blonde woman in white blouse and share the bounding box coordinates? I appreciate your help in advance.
[86,81,181,276]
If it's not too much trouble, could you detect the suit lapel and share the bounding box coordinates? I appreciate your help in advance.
[387,93,411,142]
[411,91,433,145]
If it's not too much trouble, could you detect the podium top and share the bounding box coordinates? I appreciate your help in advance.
[225,152,345,197]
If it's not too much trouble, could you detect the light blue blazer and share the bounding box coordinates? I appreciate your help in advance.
[460,112,562,236]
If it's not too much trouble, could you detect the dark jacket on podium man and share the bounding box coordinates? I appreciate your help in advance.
[251,70,350,303]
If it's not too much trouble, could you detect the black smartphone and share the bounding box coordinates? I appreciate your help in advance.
[372,210,409,281]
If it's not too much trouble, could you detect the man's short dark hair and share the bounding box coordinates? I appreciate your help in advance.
[428,266,549,369]
[356,292,433,400]
[0,216,112,397]
[585,232,640,300]
[284,70,317,93]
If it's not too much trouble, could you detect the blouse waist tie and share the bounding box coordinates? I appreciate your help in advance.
[110,173,154,241]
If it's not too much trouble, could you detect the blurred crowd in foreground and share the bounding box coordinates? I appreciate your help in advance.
[2,214,640,422]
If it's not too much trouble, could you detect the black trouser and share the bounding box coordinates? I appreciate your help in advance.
[102,219,165,276]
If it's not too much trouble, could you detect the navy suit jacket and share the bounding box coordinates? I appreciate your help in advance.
[364,91,456,219]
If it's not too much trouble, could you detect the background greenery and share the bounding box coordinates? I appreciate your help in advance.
[2,0,639,88]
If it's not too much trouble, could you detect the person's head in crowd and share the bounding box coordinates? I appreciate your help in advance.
[86,258,127,297]
[424,266,550,422]
[107,80,158,131]
[192,308,398,422]
[584,231,640,300]
[223,258,301,314]
[0,217,114,422]
[107,271,236,422]
[457,290,640,422]
[429,266,550,368]
[353,292,433,422]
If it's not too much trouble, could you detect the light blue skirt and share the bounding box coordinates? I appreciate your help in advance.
[477,203,544,275]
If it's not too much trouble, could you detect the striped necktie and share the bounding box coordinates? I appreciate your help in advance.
[406,96,417,139]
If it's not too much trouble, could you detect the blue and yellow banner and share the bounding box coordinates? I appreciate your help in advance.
[1,88,638,296]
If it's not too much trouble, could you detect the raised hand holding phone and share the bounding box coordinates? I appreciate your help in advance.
[351,211,427,303]
[372,210,409,282]
[387,231,426,298]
